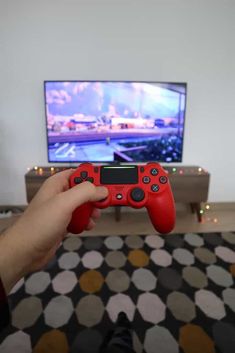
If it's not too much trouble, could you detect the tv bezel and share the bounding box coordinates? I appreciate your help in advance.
[44,80,187,164]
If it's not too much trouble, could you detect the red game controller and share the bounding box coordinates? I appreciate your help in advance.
[67,162,175,234]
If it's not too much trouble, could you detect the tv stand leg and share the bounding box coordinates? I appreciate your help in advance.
[190,203,202,222]
[190,203,195,214]
[115,206,122,222]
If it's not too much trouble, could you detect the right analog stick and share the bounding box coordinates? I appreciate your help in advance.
[130,188,145,202]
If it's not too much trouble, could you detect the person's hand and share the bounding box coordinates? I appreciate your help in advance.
[0,169,108,294]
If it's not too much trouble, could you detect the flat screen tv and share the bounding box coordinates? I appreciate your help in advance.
[44,81,187,163]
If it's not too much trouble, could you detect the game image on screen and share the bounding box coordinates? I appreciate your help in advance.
[45,81,186,163]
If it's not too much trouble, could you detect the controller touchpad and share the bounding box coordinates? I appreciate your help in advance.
[100,166,138,184]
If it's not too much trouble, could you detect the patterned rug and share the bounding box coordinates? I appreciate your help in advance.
[0,232,235,353]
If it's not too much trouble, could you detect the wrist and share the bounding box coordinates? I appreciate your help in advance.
[0,228,30,294]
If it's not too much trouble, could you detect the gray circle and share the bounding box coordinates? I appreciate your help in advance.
[132,268,157,291]
[203,233,223,246]
[183,266,208,288]
[165,234,184,248]
[63,237,82,251]
[207,265,233,287]
[158,268,182,290]
[213,322,235,353]
[194,248,216,264]
[105,251,126,268]
[71,329,103,353]
[106,270,130,292]
[84,237,103,250]
[105,236,124,250]
[125,235,144,249]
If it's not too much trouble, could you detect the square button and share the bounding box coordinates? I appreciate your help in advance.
[142,176,151,184]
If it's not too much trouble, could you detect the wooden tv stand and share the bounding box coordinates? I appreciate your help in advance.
[25,165,210,223]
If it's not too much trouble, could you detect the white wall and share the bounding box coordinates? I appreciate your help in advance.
[0,0,235,204]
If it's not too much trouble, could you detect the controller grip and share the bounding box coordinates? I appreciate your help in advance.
[67,202,93,234]
[147,191,175,234]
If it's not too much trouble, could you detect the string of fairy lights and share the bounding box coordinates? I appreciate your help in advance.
[27,165,217,224]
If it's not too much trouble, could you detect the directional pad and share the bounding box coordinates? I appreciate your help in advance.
[74,177,83,184]
[87,177,94,183]
[80,171,88,179]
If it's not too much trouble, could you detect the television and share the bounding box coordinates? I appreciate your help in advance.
[44,81,187,163]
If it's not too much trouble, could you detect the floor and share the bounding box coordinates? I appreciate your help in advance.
[1,232,235,353]
[1,203,235,236]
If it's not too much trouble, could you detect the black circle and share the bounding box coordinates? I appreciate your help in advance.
[151,168,159,176]
[142,176,151,184]
[151,184,159,192]
[159,176,168,184]
[130,188,145,202]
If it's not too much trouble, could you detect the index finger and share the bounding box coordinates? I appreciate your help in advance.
[29,169,75,209]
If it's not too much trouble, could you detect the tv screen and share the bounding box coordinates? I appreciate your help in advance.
[44,81,186,163]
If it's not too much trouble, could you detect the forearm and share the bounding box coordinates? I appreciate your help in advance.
[0,227,30,294]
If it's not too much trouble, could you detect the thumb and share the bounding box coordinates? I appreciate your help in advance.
[57,181,109,213]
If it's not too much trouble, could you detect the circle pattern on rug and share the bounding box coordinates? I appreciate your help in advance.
[132,268,157,291]
[104,236,123,250]
[2,232,235,353]
[105,251,126,268]
[125,235,144,249]
[151,249,172,267]
[79,270,104,293]
[128,249,149,267]
[184,233,204,247]
[182,266,208,288]
[158,268,183,290]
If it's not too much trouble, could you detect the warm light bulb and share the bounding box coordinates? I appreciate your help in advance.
[214,218,218,223]
[51,167,55,172]
[34,166,38,170]
[198,167,202,172]
[200,210,204,214]
[205,204,210,210]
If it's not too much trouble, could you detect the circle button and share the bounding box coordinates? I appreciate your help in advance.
[116,194,123,200]
[159,176,168,184]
